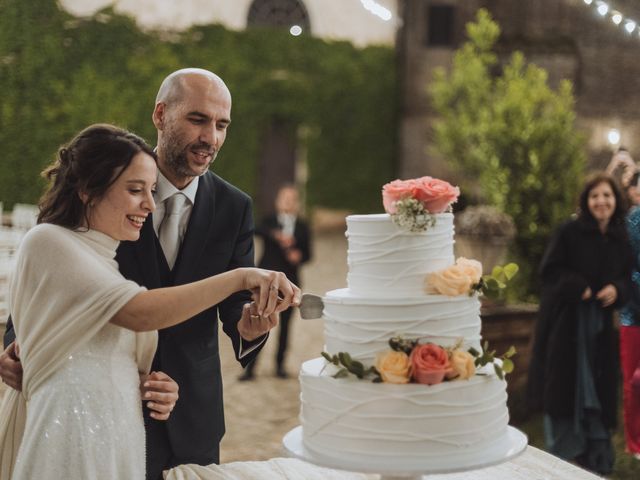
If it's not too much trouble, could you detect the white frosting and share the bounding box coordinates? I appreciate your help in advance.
[300,358,510,471]
[324,288,481,365]
[297,211,511,470]
[346,213,454,297]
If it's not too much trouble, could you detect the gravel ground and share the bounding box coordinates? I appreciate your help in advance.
[0,230,348,464]
[218,231,347,462]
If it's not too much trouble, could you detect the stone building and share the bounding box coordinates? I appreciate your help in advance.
[399,0,640,179]
[59,0,640,189]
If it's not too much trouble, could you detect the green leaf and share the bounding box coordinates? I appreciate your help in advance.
[468,347,480,357]
[334,368,349,379]
[504,346,517,358]
[503,263,519,280]
[491,265,503,278]
[494,364,504,380]
[484,277,500,290]
[339,352,353,368]
[502,358,514,373]
[321,352,339,366]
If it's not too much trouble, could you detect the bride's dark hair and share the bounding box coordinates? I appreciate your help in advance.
[38,124,156,229]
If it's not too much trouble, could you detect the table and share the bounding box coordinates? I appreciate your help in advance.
[165,446,602,479]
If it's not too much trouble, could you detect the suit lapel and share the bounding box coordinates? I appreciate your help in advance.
[135,213,162,289]
[173,173,216,284]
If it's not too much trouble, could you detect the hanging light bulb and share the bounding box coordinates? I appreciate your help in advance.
[625,20,637,33]
[611,11,623,25]
[596,1,609,16]
[608,128,621,147]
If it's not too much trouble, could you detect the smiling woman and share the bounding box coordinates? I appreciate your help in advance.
[528,172,632,475]
[0,123,301,480]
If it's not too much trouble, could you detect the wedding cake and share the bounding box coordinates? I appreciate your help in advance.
[297,177,518,473]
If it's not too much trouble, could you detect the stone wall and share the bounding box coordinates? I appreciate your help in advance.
[399,0,640,179]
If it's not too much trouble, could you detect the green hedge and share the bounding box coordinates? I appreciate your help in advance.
[0,1,397,215]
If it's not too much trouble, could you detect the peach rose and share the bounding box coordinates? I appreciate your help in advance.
[426,264,472,296]
[376,350,411,384]
[445,349,476,380]
[414,177,460,213]
[382,179,418,214]
[410,343,450,385]
[456,258,483,285]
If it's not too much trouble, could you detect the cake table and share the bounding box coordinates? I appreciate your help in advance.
[283,424,528,480]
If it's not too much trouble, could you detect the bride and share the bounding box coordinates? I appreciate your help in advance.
[0,124,300,479]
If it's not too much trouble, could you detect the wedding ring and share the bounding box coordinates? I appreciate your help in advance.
[250,314,260,320]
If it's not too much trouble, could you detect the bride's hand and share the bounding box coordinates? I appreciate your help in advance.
[239,268,301,317]
[140,371,179,421]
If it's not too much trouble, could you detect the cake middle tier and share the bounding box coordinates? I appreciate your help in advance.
[323,288,482,365]
[346,213,454,297]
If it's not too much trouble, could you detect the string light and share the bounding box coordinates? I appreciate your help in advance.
[584,1,640,40]
[360,0,393,22]
[596,1,609,16]
[625,20,636,33]
[611,10,623,24]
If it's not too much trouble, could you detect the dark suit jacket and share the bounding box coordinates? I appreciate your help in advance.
[256,214,311,285]
[4,170,262,465]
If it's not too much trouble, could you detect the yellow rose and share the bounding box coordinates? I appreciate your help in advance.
[456,258,483,285]
[425,265,472,296]
[445,349,476,380]
[376,350,411,384]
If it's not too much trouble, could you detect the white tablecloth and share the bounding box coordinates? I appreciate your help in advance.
[165,446,602,480]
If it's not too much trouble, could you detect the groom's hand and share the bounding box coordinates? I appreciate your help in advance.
[141,371,179,421]
[237,302,278,341]
[0,342,23,391]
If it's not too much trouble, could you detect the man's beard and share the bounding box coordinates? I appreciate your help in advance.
[162,131,216,179]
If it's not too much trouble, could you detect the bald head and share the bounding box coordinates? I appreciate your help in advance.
[155,68,230,108]
[152,68,233,189]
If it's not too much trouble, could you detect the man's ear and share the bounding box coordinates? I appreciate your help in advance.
[152,103,165,130]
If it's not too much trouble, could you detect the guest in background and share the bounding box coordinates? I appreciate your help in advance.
[606,148,640,206]
[239,184,311,380]
[528,172,632,475]
[615,153,640,460]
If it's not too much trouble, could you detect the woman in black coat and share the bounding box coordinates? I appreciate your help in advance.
[528,172,633,475]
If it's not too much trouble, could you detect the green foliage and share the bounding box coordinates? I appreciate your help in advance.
[321,351,381,382]
[0,1,396,214]
[468,342,516,380]
[473,262,519,299]
[430,9,586,298]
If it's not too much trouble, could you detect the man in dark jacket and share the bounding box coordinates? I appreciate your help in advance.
[240,184,311,380]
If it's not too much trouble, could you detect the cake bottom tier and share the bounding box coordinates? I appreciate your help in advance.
[299,357,512,472]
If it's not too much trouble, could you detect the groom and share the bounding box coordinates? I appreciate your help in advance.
[1,68,274,479]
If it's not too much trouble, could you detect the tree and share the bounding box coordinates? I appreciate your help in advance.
[430,9,586,298]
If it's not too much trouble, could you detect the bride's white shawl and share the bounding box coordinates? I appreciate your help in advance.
[0,224,157,479]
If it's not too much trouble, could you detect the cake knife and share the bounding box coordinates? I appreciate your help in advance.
[298,293,324,320]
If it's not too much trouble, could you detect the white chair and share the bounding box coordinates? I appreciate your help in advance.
[11,204,38,231]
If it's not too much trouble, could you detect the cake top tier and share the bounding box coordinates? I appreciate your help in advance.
[346,213,455,297]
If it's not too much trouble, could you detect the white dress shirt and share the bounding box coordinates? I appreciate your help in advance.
[152,170,264,357]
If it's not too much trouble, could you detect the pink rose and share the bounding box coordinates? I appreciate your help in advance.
[382,179,418,214]
[414,177,460,213]
[410,343,450,385]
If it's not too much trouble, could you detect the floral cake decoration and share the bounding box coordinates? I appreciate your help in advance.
[321,337,516,385]
[382,176,460,232]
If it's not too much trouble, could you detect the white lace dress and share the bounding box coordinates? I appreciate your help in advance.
[11,322,145,479]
